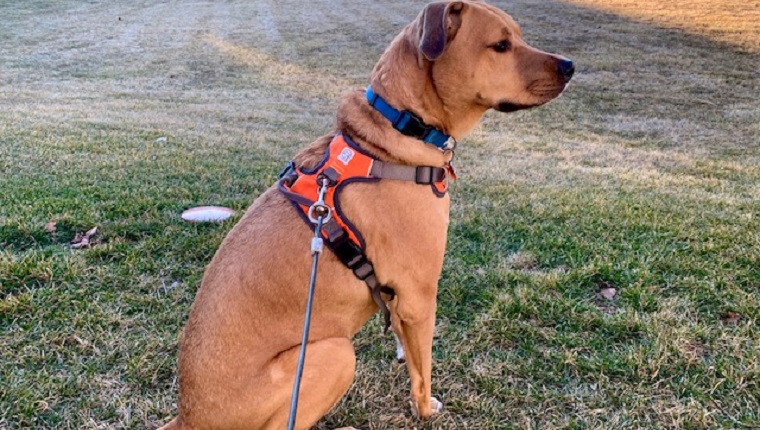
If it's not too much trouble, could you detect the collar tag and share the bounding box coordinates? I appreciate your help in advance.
[443,137,457,151]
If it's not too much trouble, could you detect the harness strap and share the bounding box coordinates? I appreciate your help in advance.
[366,275,396,330]
[370,161,447,185]
[278,133,452,333]
[325,226,396,330]
[279,177,397,330]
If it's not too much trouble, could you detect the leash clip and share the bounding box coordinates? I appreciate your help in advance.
[307,178,332,224]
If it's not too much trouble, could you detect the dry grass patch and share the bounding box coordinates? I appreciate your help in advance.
[562,0,760,53]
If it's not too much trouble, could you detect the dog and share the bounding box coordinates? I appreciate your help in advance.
[159,1,573,429]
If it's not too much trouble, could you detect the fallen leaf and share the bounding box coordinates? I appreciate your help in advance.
[70,226,98,249]
[600,287,617,300]
[36,400,50,412]
[721,311,741,325]
[677,339,706,362]
[44,221,57,233]
[70,238,89,249]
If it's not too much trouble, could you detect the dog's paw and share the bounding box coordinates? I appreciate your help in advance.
[411,396,444,417]
[431,396,443,413]
[396,342,406,364]
[393,333,406,364]
[410,396,443,418]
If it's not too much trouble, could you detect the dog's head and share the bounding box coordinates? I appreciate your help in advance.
[413,0,573,114]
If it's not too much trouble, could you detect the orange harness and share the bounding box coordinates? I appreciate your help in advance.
[277,133,454,329]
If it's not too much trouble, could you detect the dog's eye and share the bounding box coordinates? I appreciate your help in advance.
[491,40,510,53]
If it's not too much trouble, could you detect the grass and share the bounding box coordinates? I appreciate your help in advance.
[1,0,758,428]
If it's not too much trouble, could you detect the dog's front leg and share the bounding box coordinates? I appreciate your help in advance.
[389,286,442,418]
[393,331,406,364]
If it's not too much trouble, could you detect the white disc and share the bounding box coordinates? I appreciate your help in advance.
[181,206,235,222]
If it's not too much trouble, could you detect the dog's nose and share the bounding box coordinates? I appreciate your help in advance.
[557,59,575,83]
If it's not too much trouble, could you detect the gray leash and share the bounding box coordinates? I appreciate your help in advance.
[287,178,331,430]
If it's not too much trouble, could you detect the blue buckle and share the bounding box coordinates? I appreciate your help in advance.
[366,86,452,150]
[395,110,432,140]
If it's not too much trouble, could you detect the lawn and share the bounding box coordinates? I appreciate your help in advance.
[1,0,758,429]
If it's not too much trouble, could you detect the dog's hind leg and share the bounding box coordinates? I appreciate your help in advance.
[164,337,356,430]
[261,337,357,430]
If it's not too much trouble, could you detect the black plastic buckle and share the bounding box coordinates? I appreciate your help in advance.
[395,111,432,140]
[331,233,364,264]
[352,261,374,280]
[339,244,374,281]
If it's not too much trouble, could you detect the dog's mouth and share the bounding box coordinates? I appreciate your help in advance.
[494,101,537,113]
[495,82,568,113]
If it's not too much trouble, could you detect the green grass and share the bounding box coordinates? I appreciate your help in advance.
[1,0,759,429]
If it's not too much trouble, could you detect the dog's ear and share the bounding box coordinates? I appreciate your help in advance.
[417,1,464,63]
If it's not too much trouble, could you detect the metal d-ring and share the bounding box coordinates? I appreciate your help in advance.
[307,201,332,224]
[307,178,332,224]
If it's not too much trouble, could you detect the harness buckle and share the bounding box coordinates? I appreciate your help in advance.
[414,166,433,184]
[352,260,374,280]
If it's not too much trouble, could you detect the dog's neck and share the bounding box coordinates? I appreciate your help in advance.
[338,25,486,167]
[335,90,452,168]
[297,22,490,170]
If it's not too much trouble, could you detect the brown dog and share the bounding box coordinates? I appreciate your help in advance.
[159,1,573,429]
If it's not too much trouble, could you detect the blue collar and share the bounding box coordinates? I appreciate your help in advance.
[365,86,453,150]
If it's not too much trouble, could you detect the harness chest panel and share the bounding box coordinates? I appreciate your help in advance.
[279,134,450,250]
[284,135,374,247]
[277,133,453,330]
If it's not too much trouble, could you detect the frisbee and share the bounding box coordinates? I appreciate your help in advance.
[181,206,235,222]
